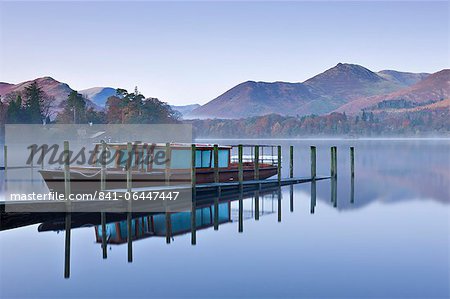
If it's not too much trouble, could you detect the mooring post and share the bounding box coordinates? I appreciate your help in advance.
[213,144,219,183]
[165,142,171,185]
[331,146,335,178]
[334,146,338,178]
[289,145,294,178]
[40,146,44,169]
[100,141,106,191]
[127,142,132,192]
[191,144,196,188]
[238,144,243,183]
[63,141,71,204]
[127,212,132,262]
[277,145,282,184]
[64,212,71,279]
[191,144,197,245]
[254,145,259,180]
[350,146,355,177]
[101,212,107,259]
[4,145,7,179]
[310,146,316,179]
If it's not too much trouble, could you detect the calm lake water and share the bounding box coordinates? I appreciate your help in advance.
[1,139,449,299]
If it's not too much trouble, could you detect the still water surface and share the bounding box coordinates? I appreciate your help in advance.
[1,139,449,299]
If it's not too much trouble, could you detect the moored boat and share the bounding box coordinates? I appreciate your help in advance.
[39,143,278,194]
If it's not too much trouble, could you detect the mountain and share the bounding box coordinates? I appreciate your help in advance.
[336,69,450,114]
[303,63,402,99]
[170,104,200,118]
[377,70,430,86]
[0,77,101,115]
[0,77,73,109]
[79,87,116,107]
[188,63,416,119]
[186,81,324,119]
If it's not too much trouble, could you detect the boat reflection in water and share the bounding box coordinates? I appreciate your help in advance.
[1,172,347,279]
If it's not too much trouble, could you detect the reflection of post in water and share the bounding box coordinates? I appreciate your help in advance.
[191,199,196,245]
[127,212,133,263]
[277,187,282,222]
[350,176,355,204]
[238,186,243,233]
[214,196,219,230]
[101,212,107,259]
[332,177,338,208]
[350,146,355,204]
[255,191,260,220]
[64,212,71,279]
[310,180,316,214]
[165,212,172,244]
[289,185,294,212]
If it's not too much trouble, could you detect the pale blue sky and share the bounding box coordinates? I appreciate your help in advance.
[0,1,449,105]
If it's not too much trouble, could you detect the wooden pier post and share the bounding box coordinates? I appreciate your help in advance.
[289,145,294,178]
[63,141,71,204]
[334,146,338,178]
[165,142,171,185]
[127,142,132,192]
[191,144,196,245]
[64,212,71,279]
[238,144,243,183]
[350,146,355,177]
[213,144,219,183]
[191,144,196,189]
[277,145,282,184]
[331,146,335,178]
[3,145,7,179]
[127,212,133,262]
[254,145,259,180]
[101,212,107,259]
[100,141,106,191]
[310,146,316,179]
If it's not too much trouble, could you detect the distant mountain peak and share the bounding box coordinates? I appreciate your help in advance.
[79,87,117,107]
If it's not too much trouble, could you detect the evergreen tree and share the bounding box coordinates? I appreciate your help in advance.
[24,81,44,124]
[6,95,26,123]
[56,91,87,123]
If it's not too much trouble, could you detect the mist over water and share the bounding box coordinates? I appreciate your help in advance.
[1,139,449,298]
